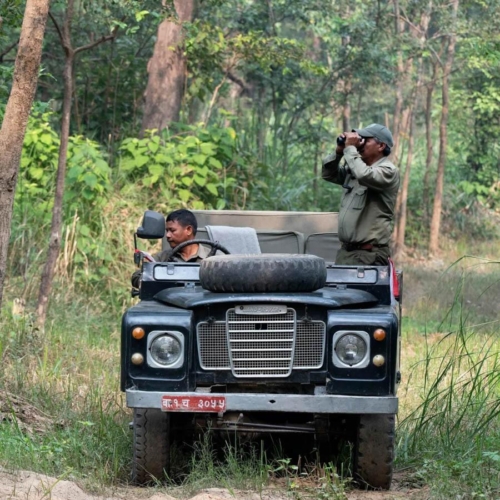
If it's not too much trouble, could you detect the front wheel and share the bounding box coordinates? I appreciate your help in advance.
[132,408,170,485]
[353,414,395,490]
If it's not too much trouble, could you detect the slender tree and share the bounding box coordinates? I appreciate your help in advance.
[141,0,196,132]
[422,58,439,216]
[393,2,431,261]
[429,0,459,255]
[0,0,50,311]
[36,0,118,327]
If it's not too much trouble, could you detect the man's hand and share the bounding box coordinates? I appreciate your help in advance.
[344,131,365,148]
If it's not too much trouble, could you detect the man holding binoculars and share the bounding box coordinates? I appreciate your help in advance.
[322,123,400,265]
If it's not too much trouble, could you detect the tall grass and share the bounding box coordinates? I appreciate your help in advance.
[0,294,130,486]
[397,259,500,498]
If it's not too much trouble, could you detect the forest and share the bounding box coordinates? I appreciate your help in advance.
[0,1,499,499]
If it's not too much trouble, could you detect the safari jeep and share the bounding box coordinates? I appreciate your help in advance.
[121,210,401,489]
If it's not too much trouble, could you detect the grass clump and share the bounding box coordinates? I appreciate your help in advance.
[0,290,131,486]
[175,433,349,499]
[397,259,500,499]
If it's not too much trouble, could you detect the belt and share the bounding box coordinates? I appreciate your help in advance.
[341,243,389,252]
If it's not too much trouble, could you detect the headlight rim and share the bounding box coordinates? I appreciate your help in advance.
[332,330,370,369]
[146,330,185,369]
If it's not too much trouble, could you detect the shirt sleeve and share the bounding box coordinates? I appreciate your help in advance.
[321,152,348,186]
[344,147,398,191]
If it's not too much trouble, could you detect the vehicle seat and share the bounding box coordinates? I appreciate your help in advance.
[205,225,261,254]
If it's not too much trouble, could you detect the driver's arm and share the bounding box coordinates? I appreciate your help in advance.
[131,249,165,289]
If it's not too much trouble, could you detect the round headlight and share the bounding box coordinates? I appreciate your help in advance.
[150,335,182,366]
[335,334,367,366]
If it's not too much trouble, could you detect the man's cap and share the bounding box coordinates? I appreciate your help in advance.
[353,123,394,148]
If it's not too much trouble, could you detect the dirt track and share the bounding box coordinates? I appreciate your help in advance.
[0,469,424,500]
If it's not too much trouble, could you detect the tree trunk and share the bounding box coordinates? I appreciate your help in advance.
[36,2,118,327]
[393,3,431,262]
[429,0,459,255]
[36,53,74,327]
[0,0,50,311]
[141,0,196,132]
[423,60,438,216]
[393,107,415,261]
[391,0,405,165]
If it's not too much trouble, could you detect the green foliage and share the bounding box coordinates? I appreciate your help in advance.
[118,124,240,210]
[16,113,111,225]
[9,113,113,287]
[0,0,24,30]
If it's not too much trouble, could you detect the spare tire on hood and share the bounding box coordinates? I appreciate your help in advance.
[199,254,327,293]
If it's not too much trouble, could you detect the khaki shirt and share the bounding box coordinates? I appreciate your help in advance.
[322,146,399,245]
[152,243,211,263]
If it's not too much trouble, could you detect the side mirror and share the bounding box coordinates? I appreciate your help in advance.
[136,210,165,239]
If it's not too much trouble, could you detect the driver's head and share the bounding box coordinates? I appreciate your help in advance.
[166,209,198,248]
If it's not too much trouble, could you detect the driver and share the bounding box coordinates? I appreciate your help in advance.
[155,209,209,262]
[131,209,209,289]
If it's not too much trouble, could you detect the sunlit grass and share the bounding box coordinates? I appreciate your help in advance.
[396,259,500,498]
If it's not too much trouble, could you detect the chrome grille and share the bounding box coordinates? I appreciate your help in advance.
[227,309,296,378]
[196,308,326,376]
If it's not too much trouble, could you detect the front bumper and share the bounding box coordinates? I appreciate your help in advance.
[126,390,398,414]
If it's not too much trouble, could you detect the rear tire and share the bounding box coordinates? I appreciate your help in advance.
[353,414,395,490]
[199,254,326,293]
[132,408,170,485]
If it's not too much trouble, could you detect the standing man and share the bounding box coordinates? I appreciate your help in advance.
[322,123,399,265]
[132,209,209,288]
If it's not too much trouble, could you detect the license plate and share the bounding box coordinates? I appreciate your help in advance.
[161,395,226,413]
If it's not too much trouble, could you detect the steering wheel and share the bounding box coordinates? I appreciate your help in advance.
[168,239,231,261]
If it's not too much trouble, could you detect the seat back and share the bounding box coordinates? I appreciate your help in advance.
[304,232,341,261]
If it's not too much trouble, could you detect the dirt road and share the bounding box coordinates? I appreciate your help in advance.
[0,469,424,500]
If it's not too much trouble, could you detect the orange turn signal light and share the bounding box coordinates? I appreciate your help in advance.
[373,328,386,341]
[132,327,145,340]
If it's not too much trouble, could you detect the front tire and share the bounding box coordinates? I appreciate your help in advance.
[132,408,170,485]
[353,414,395,490]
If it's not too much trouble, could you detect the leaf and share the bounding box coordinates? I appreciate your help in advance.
[39,133,53,146]
[193,174,206,187]
[148,164,164,176]
[209,157,223,169]
[200,143,216,155]
[82,172,98,189]
[154,153,172,164]
[192,154,207,165]
[216,199,226,210]
[119,158,137,172]
[206,183,218,196]
[133,155,149,168]
[29,167,44,180]
[179,189,191,202]
[181,176,193,186]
